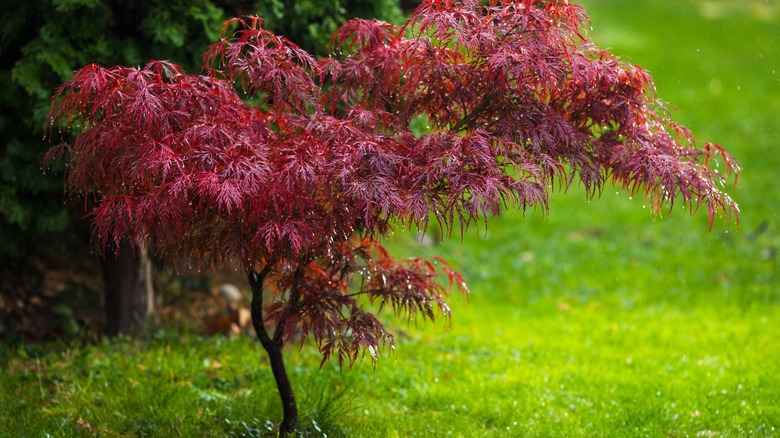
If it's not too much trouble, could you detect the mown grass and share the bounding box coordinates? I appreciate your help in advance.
[2,1,778,436]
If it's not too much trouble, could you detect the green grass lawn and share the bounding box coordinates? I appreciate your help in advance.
[2,1,779,436]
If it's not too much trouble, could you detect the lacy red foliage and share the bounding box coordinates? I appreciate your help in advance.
[47,0,738,366]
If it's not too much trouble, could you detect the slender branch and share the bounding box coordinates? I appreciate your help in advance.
[273,315,287,347]
[345,288,389,299]
[272,265,305,346]
[450,93,493,133]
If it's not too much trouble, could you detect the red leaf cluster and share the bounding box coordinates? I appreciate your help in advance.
[46,0,738,366]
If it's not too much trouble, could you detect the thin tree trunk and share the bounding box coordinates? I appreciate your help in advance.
[102,237,156,337]
[248,269,298,437]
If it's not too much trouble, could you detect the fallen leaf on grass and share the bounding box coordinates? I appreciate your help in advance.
[76,416,93,433]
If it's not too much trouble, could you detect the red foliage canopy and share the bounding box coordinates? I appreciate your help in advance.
[46,0,738,366]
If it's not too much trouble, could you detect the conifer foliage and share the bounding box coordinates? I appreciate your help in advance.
[47,1,738,434]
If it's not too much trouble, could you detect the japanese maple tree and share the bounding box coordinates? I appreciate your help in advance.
[46,0,738,435]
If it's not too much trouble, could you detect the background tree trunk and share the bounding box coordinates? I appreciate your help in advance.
[102,238,157,337]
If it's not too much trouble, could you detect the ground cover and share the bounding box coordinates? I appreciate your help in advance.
[1,1,778,436]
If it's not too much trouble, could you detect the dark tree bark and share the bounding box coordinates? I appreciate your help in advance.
[102,237,157,337]
[249,269,298,437]
[400,0,424,13]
